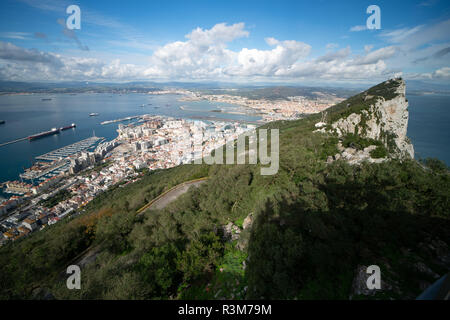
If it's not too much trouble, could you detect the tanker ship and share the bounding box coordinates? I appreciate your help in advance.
[28,127,60,140]
[60,123,76,131]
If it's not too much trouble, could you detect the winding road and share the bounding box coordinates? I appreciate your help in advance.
[66,178,209,272]
[141,179,207,212]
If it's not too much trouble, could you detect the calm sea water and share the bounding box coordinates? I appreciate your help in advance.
[0,92,448,199]
[406,94,450,165]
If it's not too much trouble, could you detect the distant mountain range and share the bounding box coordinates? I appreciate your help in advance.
[0,79,448,96]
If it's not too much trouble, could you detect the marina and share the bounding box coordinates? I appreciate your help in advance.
[19,159,70,182]
[17,136,105,183]
[35,136,104,161]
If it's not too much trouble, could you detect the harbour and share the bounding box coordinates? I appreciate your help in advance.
[18,136,104,183]
[35,136,103,161]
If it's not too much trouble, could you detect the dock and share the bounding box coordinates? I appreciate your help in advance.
[101,115,142,125]
[19,136,104,182]
[35,136,103,161]
[20,159,70,181]
[0,136,28,147]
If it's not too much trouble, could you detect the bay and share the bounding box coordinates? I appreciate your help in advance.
[406,94,450,166]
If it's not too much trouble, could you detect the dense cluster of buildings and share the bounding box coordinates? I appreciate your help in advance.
[117,115,256,169]
[68,140,118,174]
[181,92,344,121]
[4,175,63,195]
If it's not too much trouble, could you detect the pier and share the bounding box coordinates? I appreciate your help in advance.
[19,136,104,182]
[0,137,28,147]
[101,115,142,125]
[35,136,103,161]
[20,159,70,181]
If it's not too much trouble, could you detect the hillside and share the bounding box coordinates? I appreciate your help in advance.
[0,78,449,300]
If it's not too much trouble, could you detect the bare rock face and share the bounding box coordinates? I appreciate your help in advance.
[329,143,385,165]
[331,79,414,159]
[242,212,254,230]
[222,222,240,241]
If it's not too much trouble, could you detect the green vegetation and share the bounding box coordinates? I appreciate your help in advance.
[370,145,388,159]
[422,158,449,173]
[342,133,382,151]
[39,189,73,208]
[366,78,402,101]
[0,79,449,300]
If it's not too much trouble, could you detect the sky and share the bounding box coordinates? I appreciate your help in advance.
[0,0,449,85]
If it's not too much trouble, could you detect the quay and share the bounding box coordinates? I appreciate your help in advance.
[0,136,28,147]
[35,136,103,161]
[20,159,69,181]
[101,115,142,125]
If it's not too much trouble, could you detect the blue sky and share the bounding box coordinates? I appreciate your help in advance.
[0,0,449,84]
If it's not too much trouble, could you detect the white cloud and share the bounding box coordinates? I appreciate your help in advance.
[0,22,434,83]
[146,23,248,79]
[0,32,32,40]
[186,22,249,46]
[381,25,424,43]
[316,47,351,63]
[265,37,279,46]
[433,66,450,79]
[350,25,367,32]
[326,43,339,50]
[364,45,373,53]
[353,46,396,65]
[230,39,311,76]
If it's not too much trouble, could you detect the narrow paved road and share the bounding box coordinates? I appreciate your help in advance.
[145,180,207,211]
[66,179,207,272]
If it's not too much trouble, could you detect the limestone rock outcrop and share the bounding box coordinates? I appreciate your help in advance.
[318,78,414,160]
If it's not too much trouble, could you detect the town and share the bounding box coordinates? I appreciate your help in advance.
[0,115,257,245]
[179,90,344,122]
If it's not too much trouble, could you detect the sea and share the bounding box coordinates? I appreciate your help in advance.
[0,92,449,200]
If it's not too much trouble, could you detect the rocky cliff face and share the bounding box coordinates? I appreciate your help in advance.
[319,78,414,160]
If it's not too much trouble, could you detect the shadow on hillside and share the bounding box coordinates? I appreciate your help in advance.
[245,181,450,299]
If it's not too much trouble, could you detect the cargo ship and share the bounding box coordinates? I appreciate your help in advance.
[0,120,5,125]
[41,98,52,101]
[28,127,60,140]
[60,123,76,131]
